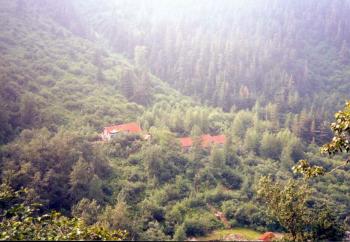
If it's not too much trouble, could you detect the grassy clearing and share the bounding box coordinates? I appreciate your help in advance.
[197,228,263,241]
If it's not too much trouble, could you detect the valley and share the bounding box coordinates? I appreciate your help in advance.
[0,0,350,241]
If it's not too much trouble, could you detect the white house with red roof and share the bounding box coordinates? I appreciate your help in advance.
[101,122,142,141]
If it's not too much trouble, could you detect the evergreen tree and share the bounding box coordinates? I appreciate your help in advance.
[134,46,148,70]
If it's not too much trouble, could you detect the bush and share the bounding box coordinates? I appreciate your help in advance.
[234,202,265,228]
[196,168,217,190]
[173,225,187,241]
[185,196,207,209]
[118,182,146,204]
[127,154,142,165]
[183,212,224,237]
[220,170,242,190]
[221,200,238,220]
[259,132,282,160]
[183,218,208,237]
[0,184,127,241]
[205,188,237,205]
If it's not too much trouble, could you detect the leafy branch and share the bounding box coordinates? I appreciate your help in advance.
[293,101,350,178]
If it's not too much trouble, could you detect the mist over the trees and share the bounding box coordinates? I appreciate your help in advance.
[0,0,350,241]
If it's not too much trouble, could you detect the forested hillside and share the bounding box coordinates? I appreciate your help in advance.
[0,0,195,144]
[0,0,350,241]
[80,0,350,112]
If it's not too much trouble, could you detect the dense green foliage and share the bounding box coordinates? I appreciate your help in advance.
[322,101,350,156]
[0,184,127,241]
[294,101,350,178]
[0,0,350,241]
[257,177,344,241]
[82,0,350,114]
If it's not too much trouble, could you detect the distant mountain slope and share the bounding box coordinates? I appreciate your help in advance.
[76,0,350,113]
[0,0,188,143]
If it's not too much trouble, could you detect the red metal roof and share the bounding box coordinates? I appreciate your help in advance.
[202,134,226,147]
[179,137,193,147]
[212,135,226,144]
[104,122,142,134]
[201,134,213,147]
[178,134,226,148]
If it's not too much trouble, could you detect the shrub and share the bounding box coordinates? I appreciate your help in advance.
[221,200,238,220]
[183,218,207,237]
[220,170,242,190]
[183,212,223,237]
[174,224,187,241]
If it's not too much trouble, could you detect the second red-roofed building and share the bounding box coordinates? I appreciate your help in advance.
[178,134,226,150]
[179,137,193,149]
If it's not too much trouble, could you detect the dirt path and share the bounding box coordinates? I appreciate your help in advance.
[207,204,230,228]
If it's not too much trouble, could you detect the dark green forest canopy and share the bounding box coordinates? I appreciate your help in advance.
[78,0,350,111]
[0,0,350,241]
